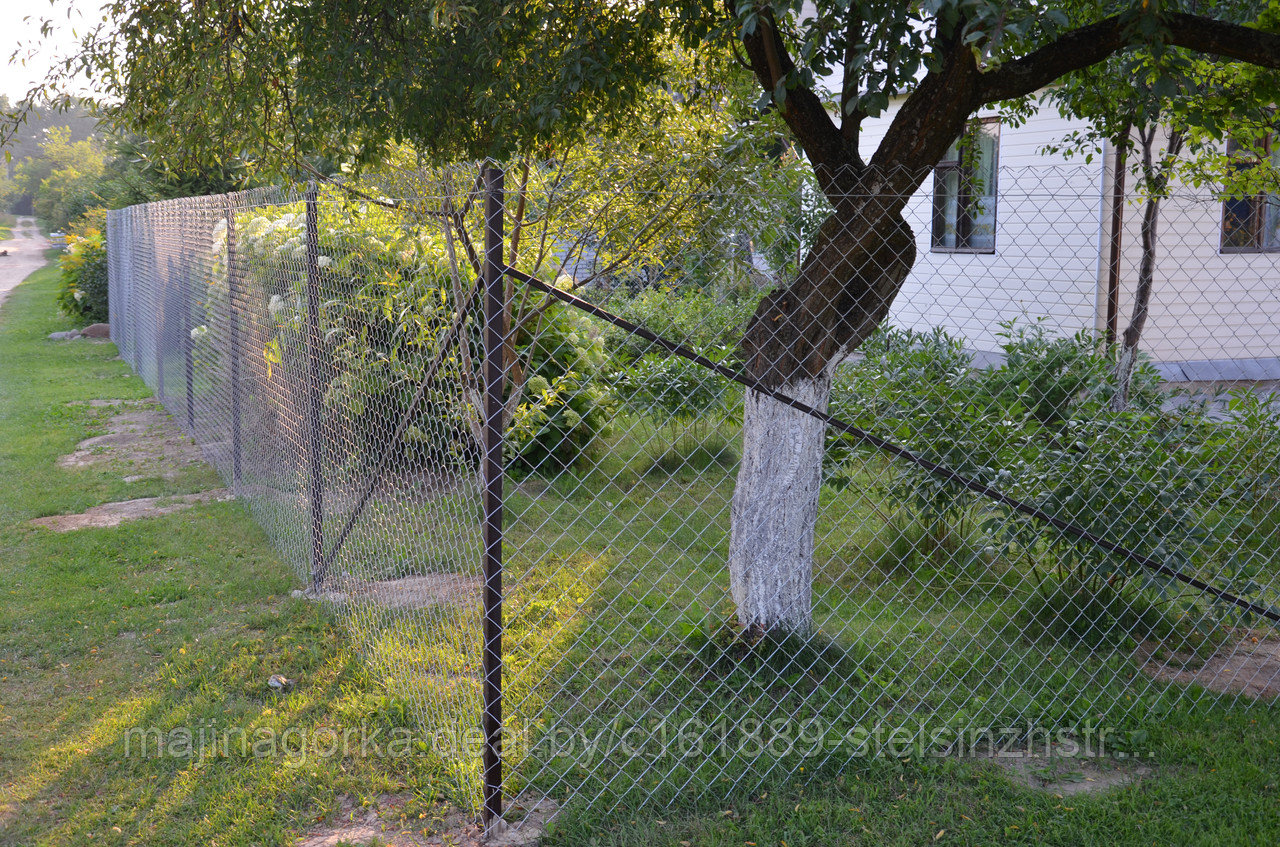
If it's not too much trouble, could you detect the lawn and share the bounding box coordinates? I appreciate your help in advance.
[0,256,1277,846]
[0,258,442,846]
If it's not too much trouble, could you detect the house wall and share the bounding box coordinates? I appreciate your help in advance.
[854,102,1279,370]
[855,103,1109,355]
[1111,174,1280,372]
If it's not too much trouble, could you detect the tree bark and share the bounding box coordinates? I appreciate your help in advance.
[729,373,831,634]
[1112,191,1162,411]
[1112,128,1181,411]
[727,211,916,633]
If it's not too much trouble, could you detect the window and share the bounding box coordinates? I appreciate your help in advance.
[1221,135,1280,252]
[932,119,999,252]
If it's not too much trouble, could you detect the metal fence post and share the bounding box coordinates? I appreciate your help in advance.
[153,208,166,401]
[224,196,243,492]
[129,210,140,372]
[181,240,195,432]
[304,183,326,589]
[481,162,506,830]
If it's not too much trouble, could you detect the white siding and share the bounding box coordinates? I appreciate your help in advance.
[855,103,1108,354]
[851,101,1280,368]
[1111,185,1280,367]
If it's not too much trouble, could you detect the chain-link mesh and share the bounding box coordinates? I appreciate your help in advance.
[106,160,1280,830]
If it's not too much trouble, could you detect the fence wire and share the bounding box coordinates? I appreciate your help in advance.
[106,160,1280,830]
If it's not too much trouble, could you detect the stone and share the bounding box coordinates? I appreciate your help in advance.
[48,330,82,340]
[81,322,111,338]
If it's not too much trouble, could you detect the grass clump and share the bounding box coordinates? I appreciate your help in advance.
[1013,576,1220,653]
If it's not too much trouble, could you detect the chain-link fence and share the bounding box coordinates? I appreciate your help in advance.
[106,160,1280,831]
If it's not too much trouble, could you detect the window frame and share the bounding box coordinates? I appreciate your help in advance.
[1220,133,1280,254]
[931,117,1000,255]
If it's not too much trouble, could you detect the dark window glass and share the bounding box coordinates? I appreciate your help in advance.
[932,120,999,252]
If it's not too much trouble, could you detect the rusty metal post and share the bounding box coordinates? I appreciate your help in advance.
[224,197,243,492]
[1105,131,1129,348]
[304,184,326,589]
[481,163,506,830]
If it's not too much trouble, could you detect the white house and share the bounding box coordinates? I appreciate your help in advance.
[855,101,1280,381]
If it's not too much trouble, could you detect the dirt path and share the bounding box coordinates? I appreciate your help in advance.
[0,216,51,312]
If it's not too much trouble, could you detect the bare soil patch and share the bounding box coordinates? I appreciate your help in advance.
[29,490,234,531]
[1136,631,1280,700]
[59,402,205,480]
[980,749,1153,796]
[297,794,556,847]
[298,573,481,611]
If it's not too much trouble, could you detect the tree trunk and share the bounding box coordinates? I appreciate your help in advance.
[1112,192,1160,411]
[1112,127,1182,411]
[728,373,832,633]
[727,210,916,633]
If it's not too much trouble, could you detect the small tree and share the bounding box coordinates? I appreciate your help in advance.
[1045,45,1280,409]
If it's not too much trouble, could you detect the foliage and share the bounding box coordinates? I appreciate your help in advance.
[1219,388,1280,504]
[208,195,612,472]
[507,302,614,472]
[603,285,758,363]
[982,319,1163,423]
[56,0,687,171]
[826,319,1272,629]
[615,353,731,427]
[55,227,109,324]
[15,127,108,230]
[827,325,991,540]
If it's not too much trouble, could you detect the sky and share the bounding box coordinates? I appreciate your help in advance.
[1,0,107,102]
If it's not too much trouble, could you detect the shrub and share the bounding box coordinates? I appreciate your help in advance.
[56,228,109,324]
[602,285,757,362]
[827,319,1272,629]
[507,300,614,473]
[1013,576,1206,651]
[979,319,1163,422]
[827,326,999,560]
[207,198,613,473]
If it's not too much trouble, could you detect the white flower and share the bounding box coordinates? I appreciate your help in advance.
[190,324,209,340]
[73,290,85,302]
[268,294,286,318]
[317,255,332,269]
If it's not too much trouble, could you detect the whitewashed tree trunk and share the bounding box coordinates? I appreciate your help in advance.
[727,371,833,634]
[1112,342,1139,412]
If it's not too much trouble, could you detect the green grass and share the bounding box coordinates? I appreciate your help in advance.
[1,255,1278,846]
[0,259,445,846]
[0,213,14,240]
[543,705,1280,846]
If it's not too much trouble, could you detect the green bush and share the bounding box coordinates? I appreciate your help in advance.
[206,198,613,473]
[56,229,109,324]
[827,319,1273,629]
[1014,576,1202,651]
[507,300,614,473]
[602,285,757,363]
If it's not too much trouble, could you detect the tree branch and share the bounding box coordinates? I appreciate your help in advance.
[866,36,981,197]
[840,8,866,148]
[978,13,1280,104]
[728,1,852,181]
